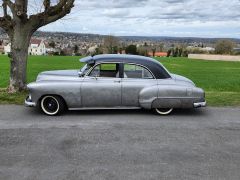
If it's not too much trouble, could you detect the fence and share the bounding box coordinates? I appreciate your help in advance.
[188,54,240,62]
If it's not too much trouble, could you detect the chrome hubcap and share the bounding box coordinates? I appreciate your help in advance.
[41,96,60,115]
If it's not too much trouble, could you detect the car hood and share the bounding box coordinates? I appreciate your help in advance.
[36,70,79,82]
[171,73,196,86]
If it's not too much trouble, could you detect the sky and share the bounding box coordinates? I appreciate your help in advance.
[2,0,240,38]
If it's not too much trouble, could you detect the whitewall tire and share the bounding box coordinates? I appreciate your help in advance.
[40,95,65,116]
[155,108,173,115]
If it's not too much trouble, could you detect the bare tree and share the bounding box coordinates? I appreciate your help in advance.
[151,47,156,57]
[215,39,235,55]
[159,43,164,52]
[103,35,119,54]
[0,0,75,92]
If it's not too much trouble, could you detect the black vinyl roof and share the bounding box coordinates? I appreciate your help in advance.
[80,54,171,79]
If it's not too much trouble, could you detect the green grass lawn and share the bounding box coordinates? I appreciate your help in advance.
[0,55,82,87]
[0,55,240,106]
[156,57,240,106]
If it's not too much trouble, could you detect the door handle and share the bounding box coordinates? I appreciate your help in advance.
[114,80,121,83]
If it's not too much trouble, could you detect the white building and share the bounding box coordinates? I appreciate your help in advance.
[202,47,215,52]
[29,39,48,55]
[187,46,215,52]
[4,39,52,55]
[3,43,11,55]
[87,45,98,55]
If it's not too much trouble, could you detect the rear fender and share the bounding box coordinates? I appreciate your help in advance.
[152,85,205,108]
[139,85,158,109]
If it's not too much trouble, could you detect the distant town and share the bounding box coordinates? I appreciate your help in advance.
[0,30,240,57]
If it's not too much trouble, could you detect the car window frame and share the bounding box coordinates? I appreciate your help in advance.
[85,62,122,79]
[85,61,156,79]
[123,63,156,79]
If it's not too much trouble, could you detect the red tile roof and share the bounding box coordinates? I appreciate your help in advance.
[148,52,167,57]
[30,39,42,46]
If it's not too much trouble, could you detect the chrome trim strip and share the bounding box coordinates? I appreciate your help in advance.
[69,107,142,110]
[85,61,121,77]
[85,62,156,79]
[123,62,156,79]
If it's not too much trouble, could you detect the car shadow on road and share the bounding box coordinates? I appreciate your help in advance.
[63,108,207,117]
[24,106,208,118]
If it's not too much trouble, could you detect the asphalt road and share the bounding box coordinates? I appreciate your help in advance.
[0,105,240,180]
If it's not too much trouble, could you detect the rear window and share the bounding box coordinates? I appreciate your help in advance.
[124,64,154,79]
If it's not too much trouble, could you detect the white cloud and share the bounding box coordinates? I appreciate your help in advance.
[102,9,130,18]
[39,0,240,38]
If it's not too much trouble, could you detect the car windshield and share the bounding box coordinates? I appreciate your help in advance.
[79,64,92,76]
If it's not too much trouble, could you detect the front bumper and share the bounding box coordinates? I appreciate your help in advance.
[193,101,207,108]
[25,96,36,107]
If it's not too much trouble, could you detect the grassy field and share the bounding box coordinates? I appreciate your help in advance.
[0,55,240,106]
[156,57,240,106]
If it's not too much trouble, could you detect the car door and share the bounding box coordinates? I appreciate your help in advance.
[81,63,122,107]
[121,63,158,107]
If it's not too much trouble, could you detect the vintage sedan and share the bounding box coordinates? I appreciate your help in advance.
[25,54,206,116]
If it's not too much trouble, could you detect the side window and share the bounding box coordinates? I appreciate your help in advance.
[88,63,119,78]
[124,64,154,79]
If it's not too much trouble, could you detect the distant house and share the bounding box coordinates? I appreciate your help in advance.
[201,47,215,52]
[186,46,215,53]
[29,39,47,55]
[148,52,167,57]
[4,39,53,56]
[3,43,11,55]
[87,45,98,55]
[233,48,240,53]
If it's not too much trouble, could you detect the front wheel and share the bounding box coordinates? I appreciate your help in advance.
[155,108,173,115]
[40,95,65,116]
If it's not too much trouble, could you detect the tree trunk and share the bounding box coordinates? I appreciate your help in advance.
[8,26,31,93]
[1,0,74,93]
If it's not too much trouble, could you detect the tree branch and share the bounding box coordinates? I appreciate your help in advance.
[15,0,28,18]
[3,1,8,16]
[43,0,50,11]
[29,0,74,30]
[0,0,14,32]
[0,16,13,34]
[2,0,14,15]
[47,0,68,15]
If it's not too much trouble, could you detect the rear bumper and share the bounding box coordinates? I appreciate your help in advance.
[25,96,36,107]
[194,101,207,108]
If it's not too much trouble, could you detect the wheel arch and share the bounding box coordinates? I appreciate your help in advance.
[38,94,68,109]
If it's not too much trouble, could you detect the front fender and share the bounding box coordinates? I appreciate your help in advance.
[27,81,81,108]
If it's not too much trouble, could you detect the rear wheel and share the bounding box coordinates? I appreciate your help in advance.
[155,108,173,115]
[40,95,65,116]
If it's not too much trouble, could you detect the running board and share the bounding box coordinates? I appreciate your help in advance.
[69,107,142,111]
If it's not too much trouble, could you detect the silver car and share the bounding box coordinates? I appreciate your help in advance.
[25,54,206,116]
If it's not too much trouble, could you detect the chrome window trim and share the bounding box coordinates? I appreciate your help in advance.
[84,61,156,79]
[123,63,156,79]
[84,62,121,78]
